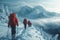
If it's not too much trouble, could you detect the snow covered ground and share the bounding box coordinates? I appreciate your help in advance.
[0,21,45,40]
[0,16,60,40]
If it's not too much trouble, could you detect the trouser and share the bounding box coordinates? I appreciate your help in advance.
[11,26,16,40]
[24,24,26,29]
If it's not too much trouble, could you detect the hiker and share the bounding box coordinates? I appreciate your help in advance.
[8,13,18,40]
[23,18,27,29]
[28,20,32,27]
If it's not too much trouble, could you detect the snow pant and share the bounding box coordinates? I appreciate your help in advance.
[24,24,27,29]
[11,26,16,40]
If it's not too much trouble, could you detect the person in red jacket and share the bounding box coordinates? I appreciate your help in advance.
[23,18,27,29]
[8,13,18,40]
[28,20,32,27]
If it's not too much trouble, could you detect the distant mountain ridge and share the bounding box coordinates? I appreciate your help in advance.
[17,5,60,19]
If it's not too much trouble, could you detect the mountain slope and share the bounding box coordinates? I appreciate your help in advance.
[17,6,60,19]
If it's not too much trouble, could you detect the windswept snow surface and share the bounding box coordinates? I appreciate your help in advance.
[0,21,45,40]
[0,17,60,40]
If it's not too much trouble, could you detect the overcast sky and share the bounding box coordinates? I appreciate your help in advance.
[0,0,60,13]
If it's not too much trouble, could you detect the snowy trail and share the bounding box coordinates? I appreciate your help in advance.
[0,22,45,40]
[16,25,45,40]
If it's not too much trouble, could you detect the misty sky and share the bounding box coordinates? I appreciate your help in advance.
[0,0,60,13]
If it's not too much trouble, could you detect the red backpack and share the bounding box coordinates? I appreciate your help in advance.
[8,13,18,27]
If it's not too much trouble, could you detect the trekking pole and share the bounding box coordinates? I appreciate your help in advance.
[16,26,18,34]
[7,27,9,37]
[17,27,18,33]
[16,26,19,38]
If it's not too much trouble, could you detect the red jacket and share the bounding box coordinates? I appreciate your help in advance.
[8,13,18,27]
[23,18,27,25]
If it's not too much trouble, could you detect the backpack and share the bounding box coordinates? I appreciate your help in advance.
[28,21,32,27]
[8,13,17,27]
[23,18,27,25]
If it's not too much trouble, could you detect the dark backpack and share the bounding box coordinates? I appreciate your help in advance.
[28,21,32,27]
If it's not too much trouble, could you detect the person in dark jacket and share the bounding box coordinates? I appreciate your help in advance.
[8,13,18,40]
[23,18,27,29]
[28,20,32,27]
